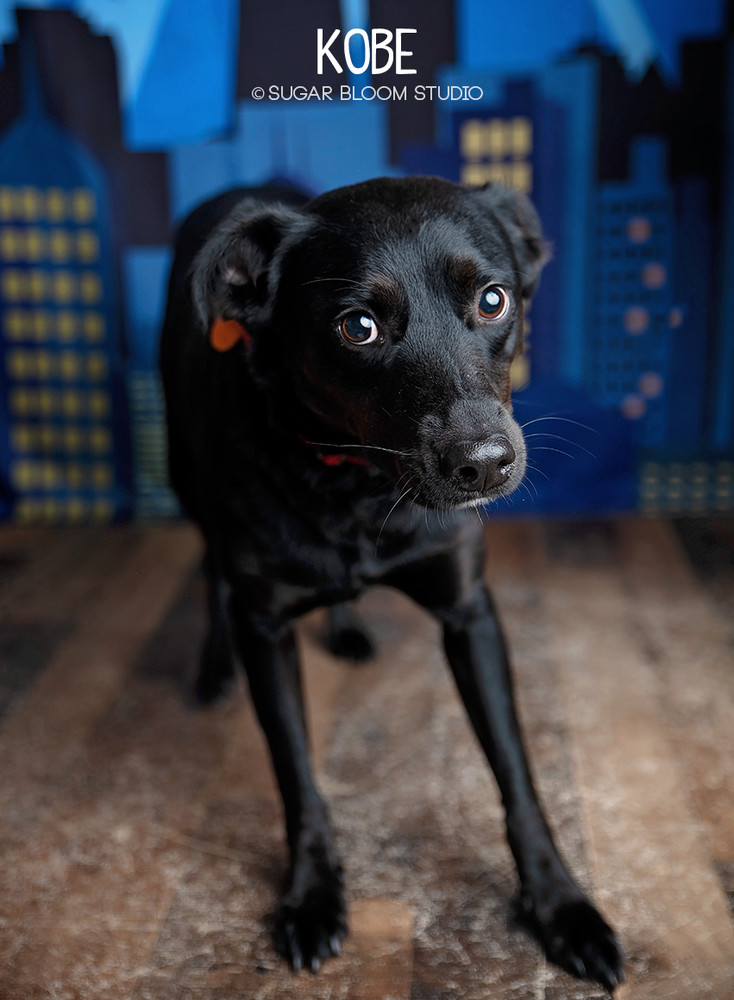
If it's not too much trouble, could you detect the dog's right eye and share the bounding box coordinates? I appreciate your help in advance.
[339,313,380,345]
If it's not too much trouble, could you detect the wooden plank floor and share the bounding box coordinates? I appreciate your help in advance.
[0,518,732,999]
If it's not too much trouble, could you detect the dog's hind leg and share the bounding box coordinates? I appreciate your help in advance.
[194,546,237,704]
[229,592,347,971]
[326,601,377,663]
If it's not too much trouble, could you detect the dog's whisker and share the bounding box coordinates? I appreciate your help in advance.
[305,440,415,458]
[520,414,599,435]
[301,276,362,287]
[524,432,597,460]
[375,482,415,555]
[524,462,550,484]
[529,445,580,461]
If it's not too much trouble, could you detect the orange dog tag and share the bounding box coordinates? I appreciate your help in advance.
[210,318,250,352]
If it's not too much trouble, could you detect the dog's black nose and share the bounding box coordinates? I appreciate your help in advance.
[443,434,516,494]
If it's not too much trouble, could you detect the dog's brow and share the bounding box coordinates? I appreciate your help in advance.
[362,272,408,312]
[445,256,483,293]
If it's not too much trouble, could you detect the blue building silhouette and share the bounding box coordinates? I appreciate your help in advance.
[591,137,675,447]
[0,23,131,523]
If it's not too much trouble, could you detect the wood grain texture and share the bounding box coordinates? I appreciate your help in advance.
[0,519,732,999]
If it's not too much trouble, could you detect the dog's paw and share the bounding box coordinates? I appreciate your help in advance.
[530,899,625,992]
[274,876,348,972]
[326,624,377,663]
[326,603,377,663]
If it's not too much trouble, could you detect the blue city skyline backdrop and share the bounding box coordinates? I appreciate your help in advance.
[0,0,732,521]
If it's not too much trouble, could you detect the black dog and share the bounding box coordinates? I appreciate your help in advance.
[160,176,624,991]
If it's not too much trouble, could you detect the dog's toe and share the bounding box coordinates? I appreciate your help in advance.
[274,879,348,973]
[538,899,625,992]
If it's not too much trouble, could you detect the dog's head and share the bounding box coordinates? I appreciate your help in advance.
[192,176,547,510]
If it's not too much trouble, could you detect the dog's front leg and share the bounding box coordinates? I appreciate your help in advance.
[439,582,624,991]
[229,593,346,971]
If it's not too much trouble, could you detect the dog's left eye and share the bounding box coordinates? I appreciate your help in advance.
[340,313,380,345]
[478,286,510,322]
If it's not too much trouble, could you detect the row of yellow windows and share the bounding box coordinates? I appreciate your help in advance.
[12,459,114,492]
[0,187,96,225]
[640,461,734,485]
[461,161,532,194]
[1,268,103,305]
[12,423,112,456]
[9,386,111,419]
[0,227,100,264]
[6,348,108,383]
[3,308,105,343]
[15,497,114,525]
[460,118,532,162]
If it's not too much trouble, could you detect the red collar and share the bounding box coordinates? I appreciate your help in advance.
[298,436,372,467]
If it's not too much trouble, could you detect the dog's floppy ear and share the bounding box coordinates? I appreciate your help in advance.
[191,201,310,332]
[469,183,548,300]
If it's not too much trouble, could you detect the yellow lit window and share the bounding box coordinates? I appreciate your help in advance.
[66,462,85,489]
[460,120,487,160]
[36,350,54,380]
[11,425,35,452]
[60,351,82,381]
[9,387,32,416]
[11,460,37,490]
[64,426,84,453]
[76,231,99,263]
[89,426,111,454]
[1,269,25,301]
[82,312,105,342]
[41,462,61,489]
[511,118,532,158]
[29,270,47,302]
[53,271,76,304]
[39,389,56,417]
[21,187,42,222]
[49,230,72,263]
[71,189,96,224]
[3,309,26,339]
[25,229,45,262]
[7,349,30,379]
[0,187,15,220]
[57,311,79,341]
[42,499,59,521]
[79,272,102,304]
[31,310,50,341]
[0,227,20,260]
[89,390,110,418]
[510,162,532,193]
[92,499,114,522]
[86,352,108,381]
[91,463,113,490]
[46,188,66,222]
[62,389,83,418]
[15,498,40,524]
[39,425,56,452]
[66,498,87,524]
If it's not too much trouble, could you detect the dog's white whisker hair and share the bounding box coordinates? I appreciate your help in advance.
[520,414,599,435]
[525,431,598,460]
[375,481,415,555]
[306,441,415,458]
